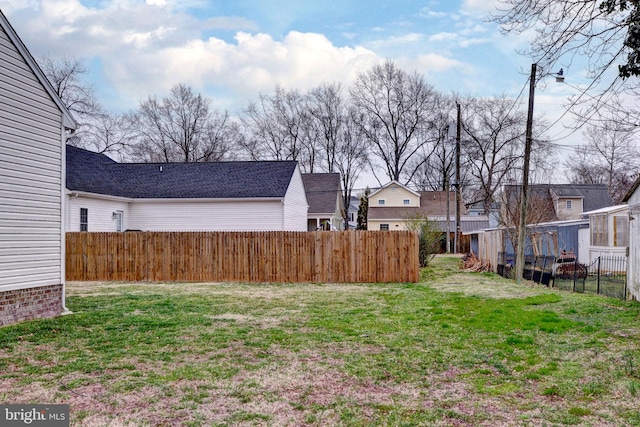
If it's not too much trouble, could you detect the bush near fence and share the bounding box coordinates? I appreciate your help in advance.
[66,231,420,284]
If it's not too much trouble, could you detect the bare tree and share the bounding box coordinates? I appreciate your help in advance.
[461,96,525,214]
[500,184,559,262]
[564,122,640,202]
[491,0,640,128]
[336,108,370,228]
[461,95,554,214]
[81,112,137,159]
[408,93,456,191]
[349,60,437,183]
[131,84,235,163]
[40,55,102,119]
[38,55,128,154]
[305,83,369,225]
[242,86,317,171]
[307,82,344,173]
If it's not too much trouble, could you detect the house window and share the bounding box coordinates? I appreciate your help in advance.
[378,199,385,205]
[566,200,572,209]
[380,224,390,231]
[590,214,607,246]
[403,199,410,205]
[614,216,628,247]
[80,208,88,232]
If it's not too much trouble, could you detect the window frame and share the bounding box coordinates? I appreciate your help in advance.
[380,224,390,231]
[614,215,628,247]
[590,214,607,246]
[80,208,88,232]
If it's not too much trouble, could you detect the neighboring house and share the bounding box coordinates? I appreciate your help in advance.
[582,204,629,263]
[502,183,614,223]
[467,201,501,229]
[347,195,360,230]
[466,184,615,274]
[0,10,77,325]
[367,181,488,251]
[301,173,346,231]
[66,146,308,232]
[623,178,640,300]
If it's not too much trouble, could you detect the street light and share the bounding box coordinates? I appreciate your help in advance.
[514,64,564,285]
[515,63,537,285]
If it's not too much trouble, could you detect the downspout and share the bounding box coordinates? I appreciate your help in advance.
[62,191,80,317]
[60,129,73,316]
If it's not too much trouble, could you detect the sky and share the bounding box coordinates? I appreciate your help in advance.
[1,0,590,186]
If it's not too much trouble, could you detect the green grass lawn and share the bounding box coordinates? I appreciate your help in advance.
[2,256,640,426]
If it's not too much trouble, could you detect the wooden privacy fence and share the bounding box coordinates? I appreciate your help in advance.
[66,231,420,283]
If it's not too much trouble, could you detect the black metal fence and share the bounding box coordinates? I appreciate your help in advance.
[554,256,627,300]
[497,252,627,300]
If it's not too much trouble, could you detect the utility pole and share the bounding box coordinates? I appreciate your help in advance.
[445,175,451,253]
[455,102,461,254]
[515,63,537,285]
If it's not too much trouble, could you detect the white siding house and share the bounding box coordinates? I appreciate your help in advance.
[301,173,346,231]
[623,179,640,300]
[0,10,77,325]
[66,146,308,232]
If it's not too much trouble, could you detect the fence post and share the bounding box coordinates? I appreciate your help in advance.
[572,259,576,292]
[597,256,601,295]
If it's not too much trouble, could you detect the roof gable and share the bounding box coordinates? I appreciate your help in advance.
[0,10,77,130]
[66,145,297,199]
[623,176,640,203]
[369,180,421,198]
[302,173,343,214]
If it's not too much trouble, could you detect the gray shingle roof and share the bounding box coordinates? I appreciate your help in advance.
[504,184,614,215]
[301,173,342,214]
[66,145,297,199]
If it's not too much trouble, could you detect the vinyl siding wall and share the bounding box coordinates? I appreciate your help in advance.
[283,167,309,231]
[0,24,65,291]
[370,185,420,207]
[628,191,640,300]
[67,195,130,232]
[127,199,285,231]
[368,220,408,231]
[555,198,583,220]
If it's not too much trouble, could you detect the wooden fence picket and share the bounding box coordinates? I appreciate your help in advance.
[65,231,419,283]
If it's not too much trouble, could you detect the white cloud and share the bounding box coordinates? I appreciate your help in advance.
[462,0,501,13]
[101,30,380,110]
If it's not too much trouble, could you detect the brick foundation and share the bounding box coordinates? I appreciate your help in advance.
[0,284,64,327]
